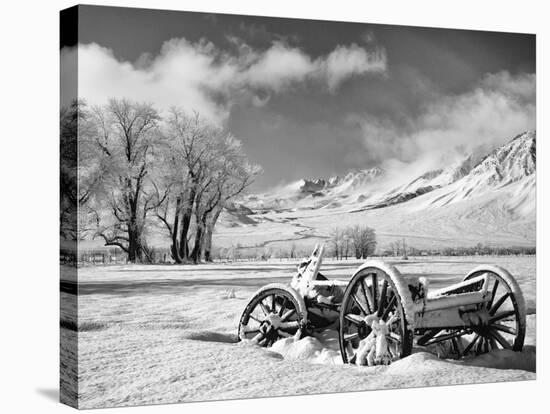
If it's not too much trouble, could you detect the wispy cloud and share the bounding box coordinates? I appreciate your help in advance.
[65,37,386,123]
[353,71,535,176]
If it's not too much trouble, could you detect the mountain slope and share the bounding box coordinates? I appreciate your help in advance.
[218,131,535,249]
[423,131,535,209]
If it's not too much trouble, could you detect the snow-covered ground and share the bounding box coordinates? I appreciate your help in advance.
[61,256,536,409]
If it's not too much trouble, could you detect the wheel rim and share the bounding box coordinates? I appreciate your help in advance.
[340,269,411,364]
[239,288,303,347]
[467,270,524,353]
[417,270,524,357]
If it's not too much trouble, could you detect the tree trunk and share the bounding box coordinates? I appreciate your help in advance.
[190,224,203,263]
[127,190,141,263]
[203,206,222,263]
[128,233,136,263]
[171,196,183,263]
[178,186,197,261]
[203,226,213,262]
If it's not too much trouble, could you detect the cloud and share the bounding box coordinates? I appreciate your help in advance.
[72,40,234,122]
[322,44,387,91]
[68,38,386,124]
[245,42,316,91]
[355,71,536,174]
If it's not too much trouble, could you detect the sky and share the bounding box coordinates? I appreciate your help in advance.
[61,5,536,189]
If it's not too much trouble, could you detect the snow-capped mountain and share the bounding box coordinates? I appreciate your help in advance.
[423,130,535,209]
[218,131,535,249]
[244,167,385,210]
[365,131,536,211]
[389,150,486,197]
[300,167,383,196]
[246,131,535,214]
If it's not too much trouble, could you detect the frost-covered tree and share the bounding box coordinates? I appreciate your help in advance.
[154,109,260,263]
[347,225,377,259]
[86,99,165,263]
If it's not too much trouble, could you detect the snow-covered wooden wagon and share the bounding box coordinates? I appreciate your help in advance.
[238,245,526,366]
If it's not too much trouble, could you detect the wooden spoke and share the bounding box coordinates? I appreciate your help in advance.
[381,293,397,321]
[278,297,288,317]
[270,295,276,313]
[490,310,516,323]
[258,337,268,347]
[387,313,400,326]
[389,332,401,343]
[277,329,292,338]
[488,329,512,350]
[344,332,359,342]
[279,321,300,331]
[417,328,441,346]
[344,313,364,325]
[371,273,378,311]
[489,336,498,350]
[489,292,511,316]
[248,314,264,323]
[259,301,270,316]
[251,332,264,343]
[459,334,480,357]
[491,322,516,335]
[487,279,499,309]
[351,293,369,316]
[377,279,388,317]
[451,337,459,354]
[387,343,396,359]
[475,336,484,354]
[280,308,296,322]
[452,336,465,355]
[364,280,376,313]
[359,280,373,313]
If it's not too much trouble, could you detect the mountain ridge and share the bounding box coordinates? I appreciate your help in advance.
[243,130,535,214]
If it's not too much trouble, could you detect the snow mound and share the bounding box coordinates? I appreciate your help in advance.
[271,329,342,365]
[268,327,536,373]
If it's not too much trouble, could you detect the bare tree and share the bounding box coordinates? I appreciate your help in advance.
[389,240,401,257]
[401,238,408,259]
[87,99,164,263]
[347,224,377,259]
[330,227,344,260]
[60,101,80,240]
[61,100,115,241]
[153,110,212,263]
[199,135,260,262]
[155,109,260,263]
[289,242,297,259]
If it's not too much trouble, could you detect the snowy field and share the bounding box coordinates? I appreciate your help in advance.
[61,256,536,409]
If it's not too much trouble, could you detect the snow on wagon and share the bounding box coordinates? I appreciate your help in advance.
[238,245,526,366]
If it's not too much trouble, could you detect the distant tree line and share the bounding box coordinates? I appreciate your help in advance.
[60,99,260,263]
[378,242,535,257]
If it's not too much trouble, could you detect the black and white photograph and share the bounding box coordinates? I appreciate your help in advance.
[58,3,538,410]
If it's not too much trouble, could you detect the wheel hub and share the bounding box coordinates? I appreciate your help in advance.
[259,313,282,335]
[357,320,370,339]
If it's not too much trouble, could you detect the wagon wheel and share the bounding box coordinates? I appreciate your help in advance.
[417,266,526,358]
[339,265,413,364]
[238,284,307,347]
